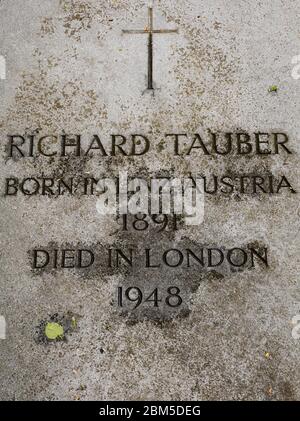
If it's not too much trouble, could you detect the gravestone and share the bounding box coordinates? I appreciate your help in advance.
[0,0,299,401]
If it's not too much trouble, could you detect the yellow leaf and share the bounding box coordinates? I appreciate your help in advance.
[45,322,64,340]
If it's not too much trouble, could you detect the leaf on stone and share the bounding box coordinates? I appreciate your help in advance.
[71,316,77,329]
[268,85,278,92]
[45,322,64,340]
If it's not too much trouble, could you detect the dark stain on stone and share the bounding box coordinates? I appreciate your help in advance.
[29,232,268,323]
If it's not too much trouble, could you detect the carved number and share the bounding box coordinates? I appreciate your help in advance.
[117,287,183,309]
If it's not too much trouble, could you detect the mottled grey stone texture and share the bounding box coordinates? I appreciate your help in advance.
[0,0,299,401]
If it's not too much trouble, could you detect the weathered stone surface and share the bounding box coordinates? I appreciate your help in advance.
[0,0,299,401]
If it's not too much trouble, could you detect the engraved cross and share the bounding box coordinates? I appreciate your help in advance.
[123,7,178,91]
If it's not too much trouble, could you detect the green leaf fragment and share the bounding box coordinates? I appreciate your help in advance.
[71,317,77,328]
[45,322,64,340]
[268,85,278,92]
